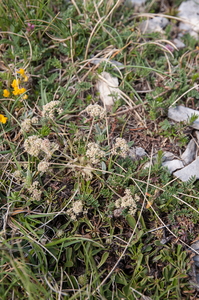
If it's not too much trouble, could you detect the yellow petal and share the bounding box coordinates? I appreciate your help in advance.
[0,114,7,124]
[11,79,20,88]
[23,75,28,82]
[3,89,10,97]
[17,68,25,76]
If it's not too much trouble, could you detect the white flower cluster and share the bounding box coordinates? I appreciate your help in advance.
[111,137,129,158]
[29,181,42,201]
[40,138,59,159]
[24,135,59,159]
[115,189,140,216]
[31,117,39,124]
[21,119,32,132]
[86,142,105,164]
[13,170,24,183]
[82,164,93,180]
[67,200,83,220]
[24,136,42,156]
[21,117,39,133]
[86,104,106,119]
[42,101,63,119]
[37,161,50,172]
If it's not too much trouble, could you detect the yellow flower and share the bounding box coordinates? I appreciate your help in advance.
[17,69,28,82]
[11,79,20,88]
[0,114,7,124]
[3,89,10,97]
[13,86,20,96]
[17,68,25,76]
[19,87,26,94]
[23,75,28,82]
[23,94,28,100]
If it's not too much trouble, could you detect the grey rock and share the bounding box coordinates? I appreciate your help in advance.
[89,56,125,70]
[162,151,175,162]
[194,130,199,143]
[126,0,146,6]
[173,157,199,182]
[190,242,199,286]
[139,17,169,33]
[178,0,199,39]
[193,255,199,268]
[172,38,185,49]
[129,147,147,160]
[135,147,147,157]
[181,139,197,165]
[162,159,184,174]
[168,106,199,130]
[191,242,199,252]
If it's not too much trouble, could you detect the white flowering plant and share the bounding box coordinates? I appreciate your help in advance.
[1,1,197,299]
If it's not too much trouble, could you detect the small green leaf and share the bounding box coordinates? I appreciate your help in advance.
[64,261,73,267]
[97,252,109,269]
[163,266,169,282]
[153,254,162,262]
[66,247,72,261]
[143,245,152,252]
[126,215,136,229]
[123,284,130,296]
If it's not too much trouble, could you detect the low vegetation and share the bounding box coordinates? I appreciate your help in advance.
[1,0,199,299]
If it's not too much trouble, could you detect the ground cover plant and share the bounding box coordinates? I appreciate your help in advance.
[1,0,199,299]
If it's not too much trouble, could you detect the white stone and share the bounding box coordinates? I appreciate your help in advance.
[162,159,184,174]
[194,130,199,144]
[126,0,146,6]
[181,139,197,165]
[135,146,147,157]
[173,157,199,182]
[129,147,147,160]
[96,72,120,109]
[89,56,125,70]
[139,17,169,33]
[162,151,175,162]
[178,0,199,38]
[168,106,199,130]
[172,38,185,49]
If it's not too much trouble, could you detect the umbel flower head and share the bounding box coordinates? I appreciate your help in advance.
[67,200,84,220]
[21,119,32,132]
[115,189,140,216]
[111,137,129,158]
[86,142,105,164]
[24,135,59,159]
[86,104,106,119]
[29,181,42,201]
[37,161,50,172]
[42,101,63,119]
